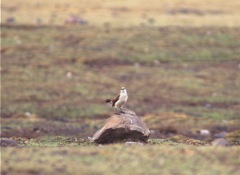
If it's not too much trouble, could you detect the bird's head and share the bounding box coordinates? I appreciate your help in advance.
[120,87,127,93]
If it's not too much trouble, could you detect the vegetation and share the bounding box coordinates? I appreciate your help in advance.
[2,26,240,120]
[2,138,240,175]
[1,0,240,174]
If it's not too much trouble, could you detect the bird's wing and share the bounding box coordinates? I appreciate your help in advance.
[112,95,120,107]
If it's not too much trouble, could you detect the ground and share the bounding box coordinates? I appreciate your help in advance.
[1,0,240,174]
[2,139,240,175]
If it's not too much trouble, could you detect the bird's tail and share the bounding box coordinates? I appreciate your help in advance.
[105,99,112,103]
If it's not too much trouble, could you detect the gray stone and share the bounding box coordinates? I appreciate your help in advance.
[198,129,210,136]
[125,141,144,146]
[212,138,229,147]
[214,131,228,139]
[91,108,150,144]
[0,138,18,147]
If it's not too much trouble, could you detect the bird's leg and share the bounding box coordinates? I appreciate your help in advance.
[115,108,119,114]
[120,107,125,114]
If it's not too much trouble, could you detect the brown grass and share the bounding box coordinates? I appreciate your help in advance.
[2,0,240,26]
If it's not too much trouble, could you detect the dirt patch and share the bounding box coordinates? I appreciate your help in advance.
[83,57,131,68]
[1,23,62,30]
[1,118,98,139]
[60,35,85,47]
[167,8,224,16]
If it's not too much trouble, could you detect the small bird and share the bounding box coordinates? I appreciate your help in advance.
[105,87,128,114]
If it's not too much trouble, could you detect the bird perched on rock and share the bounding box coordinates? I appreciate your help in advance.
[105,87,128,114]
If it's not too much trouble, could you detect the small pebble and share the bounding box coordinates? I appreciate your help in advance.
[125,142,144,146]
[199,129,210,136]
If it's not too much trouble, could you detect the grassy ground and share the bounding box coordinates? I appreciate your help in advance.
[2,138,240,175]
[1,1,240,175]
[2,25,240,120]
[2,24,240,175]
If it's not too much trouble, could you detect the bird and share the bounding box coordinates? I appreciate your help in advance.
[105,87,128,114]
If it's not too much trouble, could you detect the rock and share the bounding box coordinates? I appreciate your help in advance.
[65,15,88,25]
[211,138,229,147]
[205,103,212,108]
[214,131,228,139]
[133,62,140,68]
[66,72,73,79]
[0,138,18,147]
[6,17,15,24]
[125,141,144,146]
[198,129,210,136]
[91,108,150,144]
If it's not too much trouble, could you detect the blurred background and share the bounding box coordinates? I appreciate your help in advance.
[1,0,240,142]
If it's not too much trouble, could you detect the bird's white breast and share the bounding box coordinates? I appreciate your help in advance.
[115,90,128,108]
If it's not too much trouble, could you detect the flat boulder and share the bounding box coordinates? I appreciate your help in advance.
[91,108,150,144]
[0,138,18,147]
